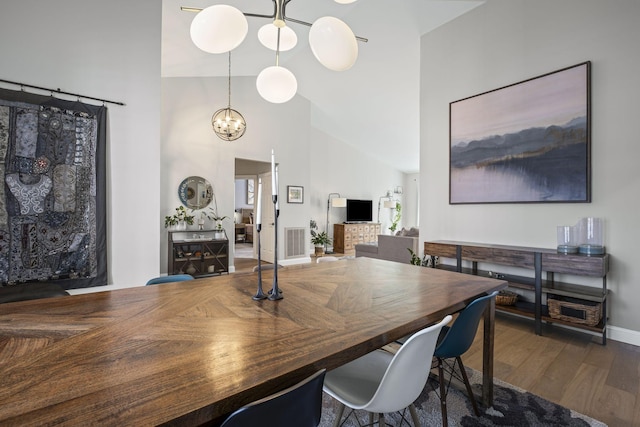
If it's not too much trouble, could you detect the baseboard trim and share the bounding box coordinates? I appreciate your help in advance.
[607,325,640,347]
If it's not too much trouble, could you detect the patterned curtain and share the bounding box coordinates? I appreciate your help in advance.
[0,88,107,290]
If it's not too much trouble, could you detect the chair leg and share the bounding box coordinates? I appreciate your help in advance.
[379,413,385,427]
[437,358,448,427]
[409,404,421,427]
[332,402,345,427]
[456,356,480,416]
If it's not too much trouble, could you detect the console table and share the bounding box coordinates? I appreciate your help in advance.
[333,223,381,254]
[424,240,610,344]
[168,230,229,277]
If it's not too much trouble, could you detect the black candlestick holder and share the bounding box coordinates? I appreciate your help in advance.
[268,196,282,300]
[252,223,267,300]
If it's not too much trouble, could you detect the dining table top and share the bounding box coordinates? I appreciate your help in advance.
[0,257,506,426]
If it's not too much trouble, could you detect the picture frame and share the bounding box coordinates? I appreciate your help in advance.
[287,185,304,204]
[449,61,591,204]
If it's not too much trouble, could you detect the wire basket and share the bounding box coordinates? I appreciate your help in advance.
[496,290,518,306]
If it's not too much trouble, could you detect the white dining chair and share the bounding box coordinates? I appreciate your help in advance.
[323,315,452,426]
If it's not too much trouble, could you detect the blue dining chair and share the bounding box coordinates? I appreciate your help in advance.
[432,290,499,427]
[145,274,194,286]
[220,369,326,427]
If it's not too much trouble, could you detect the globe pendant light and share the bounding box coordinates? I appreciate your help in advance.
[308,16,358,71]
[190,5,248,54]
[256,27,297,104]
[212,52,246,141]
[258,24,297,52]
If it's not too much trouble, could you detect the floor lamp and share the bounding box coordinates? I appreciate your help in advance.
[326,193,347,254]
[377,191,393,223]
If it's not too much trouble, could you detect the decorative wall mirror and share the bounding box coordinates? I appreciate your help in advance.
[178,176,213,209]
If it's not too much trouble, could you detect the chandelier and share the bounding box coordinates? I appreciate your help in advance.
[183,0,366,104]
[212,51,246,141]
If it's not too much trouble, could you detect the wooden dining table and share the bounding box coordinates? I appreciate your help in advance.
[0,257,506,426]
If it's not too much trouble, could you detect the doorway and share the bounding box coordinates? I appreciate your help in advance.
[234,158,275,271]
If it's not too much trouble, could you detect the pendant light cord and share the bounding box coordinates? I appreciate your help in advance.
[227,51,232,109]
[276,27,281,67]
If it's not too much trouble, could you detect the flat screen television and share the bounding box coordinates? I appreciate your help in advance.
[346,199,373,223]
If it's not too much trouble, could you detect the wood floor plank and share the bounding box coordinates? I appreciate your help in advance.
[529,339,588,402]
[595,383,636,427]
[504,335,564,392]
[606,341,640,395]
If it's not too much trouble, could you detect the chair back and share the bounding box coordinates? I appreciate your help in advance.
[365,315,452,413]
[220,369,326,427]
[145,274,194,286]
[434,291,499,359]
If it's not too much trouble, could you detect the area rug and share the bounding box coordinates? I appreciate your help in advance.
[319,368,607,427]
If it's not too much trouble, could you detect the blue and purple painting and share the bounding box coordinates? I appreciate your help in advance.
[449,62,590,204]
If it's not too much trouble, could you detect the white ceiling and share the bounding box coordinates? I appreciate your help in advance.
[161,0,484,173]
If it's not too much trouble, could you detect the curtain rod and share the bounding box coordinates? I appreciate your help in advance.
[0,78,125,106]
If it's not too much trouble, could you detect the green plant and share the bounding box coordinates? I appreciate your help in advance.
[407,248,428,267]
[389,202,402,233]
[164,206,195,228]
[199,194,228,230]
[311,231,331,246]
[408,248,433,267]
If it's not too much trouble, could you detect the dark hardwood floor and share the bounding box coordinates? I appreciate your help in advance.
[464,313,640,427]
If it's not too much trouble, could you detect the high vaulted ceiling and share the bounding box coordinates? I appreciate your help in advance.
[161,0,483,173]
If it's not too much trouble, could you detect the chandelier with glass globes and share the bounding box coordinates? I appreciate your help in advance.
[184,0,366,104]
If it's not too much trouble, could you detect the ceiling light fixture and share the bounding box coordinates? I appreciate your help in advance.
[212,51,246,141]
[183,0,367,103]
[256,26,297,104]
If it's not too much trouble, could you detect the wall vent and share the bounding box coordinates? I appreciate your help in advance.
[285,227,306,259]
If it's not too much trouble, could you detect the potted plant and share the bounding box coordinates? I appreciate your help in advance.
[311,231,331,256]
[201,203,228,239]
[164,206,195,230]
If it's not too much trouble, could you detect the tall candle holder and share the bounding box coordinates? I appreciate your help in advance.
[268,195,282,300]
[252,223,267,300]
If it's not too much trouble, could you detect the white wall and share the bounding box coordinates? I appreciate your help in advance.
[0,0,162,291]
[308,127,407,240]
[161,76,312,270]
[420,0,640,339]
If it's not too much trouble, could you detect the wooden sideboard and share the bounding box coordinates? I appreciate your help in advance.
[168,230,229,277]
[424,240,610,344]
[333,223,381,254]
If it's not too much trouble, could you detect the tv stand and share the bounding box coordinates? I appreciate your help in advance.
[333,223,381,254]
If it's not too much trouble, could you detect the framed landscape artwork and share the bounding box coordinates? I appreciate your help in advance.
[449,61,591,204]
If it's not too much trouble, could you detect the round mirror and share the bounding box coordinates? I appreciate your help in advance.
[178,176,213,210]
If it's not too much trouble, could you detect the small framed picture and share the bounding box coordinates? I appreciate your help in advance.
[287,185,304,204]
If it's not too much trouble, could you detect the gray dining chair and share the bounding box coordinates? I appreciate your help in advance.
[323,315,452,426]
